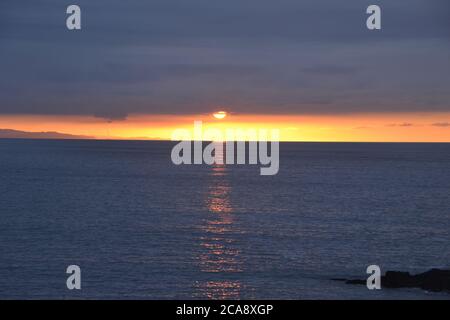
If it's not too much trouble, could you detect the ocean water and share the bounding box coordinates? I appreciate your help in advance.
[0,139,449,300]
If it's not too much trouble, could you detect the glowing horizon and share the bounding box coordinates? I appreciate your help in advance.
[0,112,450,142]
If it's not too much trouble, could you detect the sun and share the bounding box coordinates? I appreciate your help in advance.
[213,111,227,120]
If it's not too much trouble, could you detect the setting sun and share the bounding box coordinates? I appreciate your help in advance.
[213,111,227,120]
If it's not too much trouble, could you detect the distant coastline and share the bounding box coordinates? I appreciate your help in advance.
[0,129,162,141]
[0,129,94,140]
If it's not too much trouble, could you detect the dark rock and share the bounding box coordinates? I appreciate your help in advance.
[333,268,450,293]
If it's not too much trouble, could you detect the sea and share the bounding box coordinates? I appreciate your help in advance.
[0,139,449,299]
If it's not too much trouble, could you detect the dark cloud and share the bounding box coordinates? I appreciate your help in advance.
[93,112,128,122]
[386,123,415,127]
[432,122,450,127]
[0,0,449,119]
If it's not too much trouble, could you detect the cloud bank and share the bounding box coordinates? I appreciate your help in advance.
[0,0,449,119]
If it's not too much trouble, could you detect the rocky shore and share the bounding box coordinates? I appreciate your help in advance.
[333,269,450,292]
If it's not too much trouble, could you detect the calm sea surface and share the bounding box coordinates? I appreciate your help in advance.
[0,139,449,299]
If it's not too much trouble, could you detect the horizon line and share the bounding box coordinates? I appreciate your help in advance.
[1,137,450,144]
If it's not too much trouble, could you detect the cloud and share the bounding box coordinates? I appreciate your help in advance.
[386,123,415,127]
[93,112,128,122]
[0,0,449,118]
[431,122,450,127]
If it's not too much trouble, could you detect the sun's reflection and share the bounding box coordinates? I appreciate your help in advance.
[195,143,244,299]
[194,280,242,300]
[206,182,232,214]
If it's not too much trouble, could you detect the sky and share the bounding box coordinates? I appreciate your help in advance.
[0,0,449,141]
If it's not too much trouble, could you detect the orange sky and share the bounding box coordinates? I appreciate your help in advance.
[0,112,450,142]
